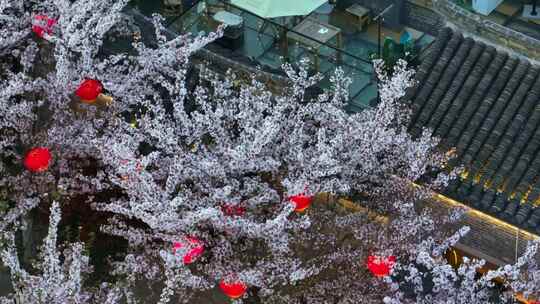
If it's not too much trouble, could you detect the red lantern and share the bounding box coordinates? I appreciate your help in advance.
[32,15,56,38]
[23,147,52,172]
[366,255,396,278]
[221,203,246,217]
[289,194,313,212]
[75,79,103,103]
[172,237,204,264]
[219,278,247,299]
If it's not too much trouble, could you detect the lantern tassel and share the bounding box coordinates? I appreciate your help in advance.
[96,93,113,106]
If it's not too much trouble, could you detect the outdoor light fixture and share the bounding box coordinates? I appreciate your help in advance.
[366,255,396,277]
[24,147,52,172]
[219,277,247,299]
[172,237,204,264]
[289,194,313,212]
[32,15,56,38]
[75,79,104,104]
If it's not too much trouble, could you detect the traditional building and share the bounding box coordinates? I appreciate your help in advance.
[407,27,540,234]
[404,27,540,269]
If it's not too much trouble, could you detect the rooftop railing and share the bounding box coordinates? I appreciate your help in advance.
[131,0,433,110]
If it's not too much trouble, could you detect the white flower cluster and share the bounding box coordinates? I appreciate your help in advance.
[0,0,30,56]
[0,201,120,303]
[385,231,540,304]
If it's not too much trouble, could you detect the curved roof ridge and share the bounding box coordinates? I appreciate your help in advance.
[408,27,540,234]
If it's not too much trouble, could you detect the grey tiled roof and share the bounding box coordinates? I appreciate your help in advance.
[406,27,540,234]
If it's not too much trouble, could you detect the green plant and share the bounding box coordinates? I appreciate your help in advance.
[369,36,418,75]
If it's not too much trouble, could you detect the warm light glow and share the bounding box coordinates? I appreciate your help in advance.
[420,183,539,303]
[32,15,56,38]
[433,193,539,240]
[366,255,396,277]
[446,248,460,267]
[510,191,517,200]
[219,279,247,299]
[522,186,532,203]
[451,249,459,266]
[75,79,103,103]
[172,237,204,264]
[289,194,313,212]
[337,181,537,301]
[23,147,52,172]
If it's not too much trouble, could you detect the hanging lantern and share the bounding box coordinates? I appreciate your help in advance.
[75,79,103,103]
[32,15,56,38]
[366,255,396,278]
[23,147,52,172]
[221,203,246,217]
[219,278,247,299]
[289,194,313,212]
[172,237,204,264]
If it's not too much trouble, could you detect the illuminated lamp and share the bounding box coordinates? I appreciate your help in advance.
[289,194,313,212]
[172,237,204,264]
[366,255,396,277]
[24,147,52,172]
[75,79,103,103]
[219,278,247,299]
[32,15,56,38]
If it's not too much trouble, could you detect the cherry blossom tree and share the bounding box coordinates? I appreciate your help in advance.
[0,0,29,56]
[0,201,123,304]
[1,0,539,303]
[88,36,461,301]
[383,228,540,304]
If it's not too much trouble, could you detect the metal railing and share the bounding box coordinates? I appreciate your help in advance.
[135,0,436,109]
